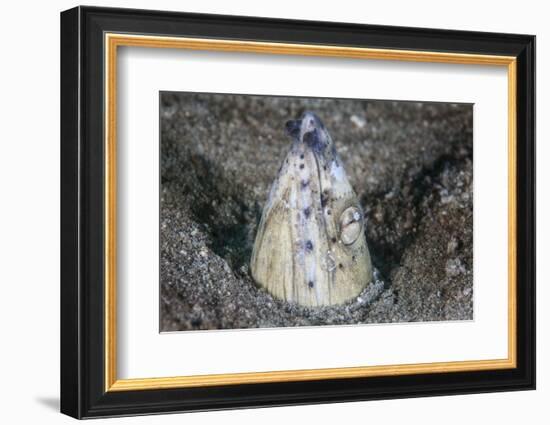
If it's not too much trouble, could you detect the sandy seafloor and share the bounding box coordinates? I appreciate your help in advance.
[159,92,473,332]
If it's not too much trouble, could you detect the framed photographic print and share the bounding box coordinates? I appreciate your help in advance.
[60,6,535,419]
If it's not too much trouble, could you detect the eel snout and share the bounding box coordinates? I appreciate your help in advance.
[286,111,331,156]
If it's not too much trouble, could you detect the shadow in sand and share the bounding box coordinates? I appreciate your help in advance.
[163,149,261,274]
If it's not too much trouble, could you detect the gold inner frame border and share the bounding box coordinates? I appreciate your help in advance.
[104,33,517,392]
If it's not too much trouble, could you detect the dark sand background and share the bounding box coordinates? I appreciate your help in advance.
[160,92,473,332]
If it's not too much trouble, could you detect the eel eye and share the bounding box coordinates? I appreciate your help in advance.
[339,206,363,245]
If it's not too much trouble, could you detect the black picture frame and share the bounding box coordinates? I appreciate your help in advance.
[61,5,535,419]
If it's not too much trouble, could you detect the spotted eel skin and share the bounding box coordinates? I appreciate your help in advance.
[251,112,372,307]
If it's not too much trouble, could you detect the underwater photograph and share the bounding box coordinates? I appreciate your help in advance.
[159,92,473,332]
